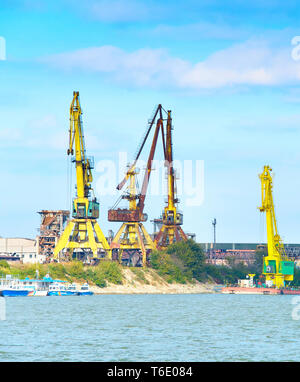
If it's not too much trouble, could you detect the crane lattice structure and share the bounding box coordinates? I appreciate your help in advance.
[54,91,110,261]
[108,105,166,266]
[258,165,294,288]
[154,110,187,249]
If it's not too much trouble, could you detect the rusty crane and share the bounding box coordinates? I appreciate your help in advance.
[108,105,166,266]
[154,109,188,249]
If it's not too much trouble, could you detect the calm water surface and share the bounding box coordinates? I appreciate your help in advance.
[0,294,299,362]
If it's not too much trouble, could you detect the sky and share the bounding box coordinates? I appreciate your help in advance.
[1,0,300,243]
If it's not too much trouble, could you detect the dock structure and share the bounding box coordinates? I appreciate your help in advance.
[37,210,70,261]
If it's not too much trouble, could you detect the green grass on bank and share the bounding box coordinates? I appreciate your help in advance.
[0,260,123,288]
[1,241,299,287]
[151,240,265,285]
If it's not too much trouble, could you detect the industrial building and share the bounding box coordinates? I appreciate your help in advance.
[37,210,69,262]
[0,237,43,264]
[0,210,69,264]
[203,242,300,267]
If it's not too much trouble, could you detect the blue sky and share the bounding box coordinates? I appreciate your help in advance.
[1,0,300,243]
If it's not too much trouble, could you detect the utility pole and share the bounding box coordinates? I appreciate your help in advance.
[212,218,217,249]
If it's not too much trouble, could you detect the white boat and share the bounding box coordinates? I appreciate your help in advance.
[21,276,53,297]
[0,276,30,297]
[77,283,94,296]
[66,283,78,294]
[47,281,77,296]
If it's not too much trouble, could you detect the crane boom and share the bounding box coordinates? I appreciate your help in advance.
[117,104,164,191]
[109,104,165,222]
[68,92,93,201]
[137,117,163,219]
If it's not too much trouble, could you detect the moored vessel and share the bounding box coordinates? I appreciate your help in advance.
[47,281,77,296]
[0,288,29,297]
[22,276,53,296]
[0,276,30,297]
[280,289,300,295]
[221,286,281,295]
[77,283,94,296]
[221,274,300,295]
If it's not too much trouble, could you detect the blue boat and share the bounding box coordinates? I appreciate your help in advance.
[0,275,30,297]
[77,283,94,296]
[47,281,77,296]
[22,276,54,296]
[0,289,29,297]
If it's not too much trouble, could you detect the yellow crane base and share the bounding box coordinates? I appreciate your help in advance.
[53,218,111,261]
[111,222,155,266]
[154,224,188,250]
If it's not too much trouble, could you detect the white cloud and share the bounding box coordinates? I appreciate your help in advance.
[88,0,149,22]
[150,22,252,41]
[64,0,165,23]
[0,114,67,150]
[40,39,300,89]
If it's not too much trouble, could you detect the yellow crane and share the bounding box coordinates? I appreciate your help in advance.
[154,110,187,249]
[108,105,164,266]
[54,91,110,261]
[109,165,155,266]
[258,165,294,288]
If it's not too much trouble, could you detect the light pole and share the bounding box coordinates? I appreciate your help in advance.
[212,218,217,249]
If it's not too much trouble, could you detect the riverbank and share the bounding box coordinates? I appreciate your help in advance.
[0,260,217,295]
[76,268,217,294]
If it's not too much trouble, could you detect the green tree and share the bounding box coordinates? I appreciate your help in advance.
[65,261,85,279]
[0,260,10,269]
[290,266,300,287]
[253,247,266,274]
[150,249,188,283]
[166,240,206,280]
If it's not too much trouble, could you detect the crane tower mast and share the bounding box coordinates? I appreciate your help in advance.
[154,110,187,248]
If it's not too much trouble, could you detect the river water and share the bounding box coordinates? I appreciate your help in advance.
[0,294,299,362]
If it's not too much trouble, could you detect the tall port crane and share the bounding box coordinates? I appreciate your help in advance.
[54,91,110,261]
[258,165,294,288]
[108,105,166,266]
[154,110,187,249]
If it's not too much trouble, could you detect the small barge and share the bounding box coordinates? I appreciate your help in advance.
[221,274,300,295]
[221,286,281,295]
